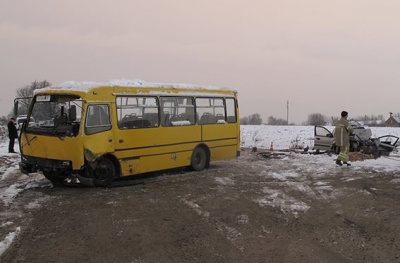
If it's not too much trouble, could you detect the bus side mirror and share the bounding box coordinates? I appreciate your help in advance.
[69,105,77,121]
[20,120,27,132]
[14,100,19,117]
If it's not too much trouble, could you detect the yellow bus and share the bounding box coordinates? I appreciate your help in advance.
[17,80,240,186]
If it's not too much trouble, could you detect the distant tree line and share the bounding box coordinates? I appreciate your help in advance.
[304,113,385,126]
[240,114,289,125]
[267,116,288,125]
[241,112,386,126]
[240,114,262,125]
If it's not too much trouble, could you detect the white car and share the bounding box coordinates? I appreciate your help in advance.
[16,115,36,130]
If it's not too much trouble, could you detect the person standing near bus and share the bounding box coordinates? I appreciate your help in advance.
[335,111,353,166]
[8,117,18,153]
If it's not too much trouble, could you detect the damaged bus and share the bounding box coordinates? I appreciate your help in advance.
[16,80,240,186]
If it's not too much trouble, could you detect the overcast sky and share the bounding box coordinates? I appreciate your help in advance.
[1,0,400,124]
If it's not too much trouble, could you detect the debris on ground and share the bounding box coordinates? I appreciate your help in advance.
[348,151,375,162]
[257,151,289,159]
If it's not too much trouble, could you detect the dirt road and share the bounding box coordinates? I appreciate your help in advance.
[1,149,400,263]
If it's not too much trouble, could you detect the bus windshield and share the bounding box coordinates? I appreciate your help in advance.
[26,94,83,137]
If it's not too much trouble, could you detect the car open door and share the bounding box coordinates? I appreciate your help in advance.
[376,135,399,155]
[314,126,335,152]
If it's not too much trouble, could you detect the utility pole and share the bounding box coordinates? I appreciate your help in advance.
[287,100,289,125]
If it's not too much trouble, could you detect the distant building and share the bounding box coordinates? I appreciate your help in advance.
[385,112,400,127]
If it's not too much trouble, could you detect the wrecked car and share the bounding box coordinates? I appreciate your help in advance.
[314,121,399,158]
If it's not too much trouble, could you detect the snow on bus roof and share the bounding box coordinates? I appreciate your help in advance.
[34,79,236,94]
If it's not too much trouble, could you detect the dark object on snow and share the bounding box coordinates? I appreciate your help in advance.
[303,146,309,153]
[258,152,288,159]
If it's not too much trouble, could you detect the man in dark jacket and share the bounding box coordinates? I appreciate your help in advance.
[7,117,18,153]
[334,111,353,166]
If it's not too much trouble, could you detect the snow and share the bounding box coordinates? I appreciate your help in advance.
[240,125,400,217]
[171,120,192,126]
[0,138,52,256]
[257,187,311,215]
[0,227,20,255]
[1,124,400,256]
[241,125,400,151]
[34,78,236,94]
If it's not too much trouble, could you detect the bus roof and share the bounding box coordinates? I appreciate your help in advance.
[34,79,237,97]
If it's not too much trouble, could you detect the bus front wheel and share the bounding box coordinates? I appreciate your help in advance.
[190,147,207,171]
[93,157,115,187]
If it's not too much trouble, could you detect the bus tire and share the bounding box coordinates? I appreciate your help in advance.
[190,147,207,171]
[93,157,115,187]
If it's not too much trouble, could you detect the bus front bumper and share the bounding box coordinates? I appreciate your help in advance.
[19,155,73,174]
[19,161,36,174]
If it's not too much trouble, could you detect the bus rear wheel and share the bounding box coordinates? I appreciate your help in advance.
[190,147,207,171]
[93,157,115,187]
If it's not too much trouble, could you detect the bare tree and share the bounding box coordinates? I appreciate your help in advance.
[240,114,263,125]
[267,116,287,125]
[240,116,249,125]
[249,113,262,125]
[14,80,51,115]
[0,116,7,125]
[307,113,327,126]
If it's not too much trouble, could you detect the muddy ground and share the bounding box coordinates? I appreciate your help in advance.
[1,148,400,263]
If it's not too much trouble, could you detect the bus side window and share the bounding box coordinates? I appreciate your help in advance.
[161,112,170,126]
[143,113,159,127]
[85,105,111,135]
[226,98,237,123]
[119,114,138,128]
[160,96,194,127]
[196,97,225,124]
[216,113,225,121]
[116,96,158,129]
[199,112,216,124]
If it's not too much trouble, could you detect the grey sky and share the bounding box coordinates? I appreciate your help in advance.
[1,0,399,124]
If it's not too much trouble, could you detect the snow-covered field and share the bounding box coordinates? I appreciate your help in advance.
[240,125,400,151]
[1,125,400,256]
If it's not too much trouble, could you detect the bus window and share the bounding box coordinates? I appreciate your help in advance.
[85,105,111,135]
[117,96,159,128]
[196,98,225,124]
[160,97,195,126]
[226,98,237,123]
